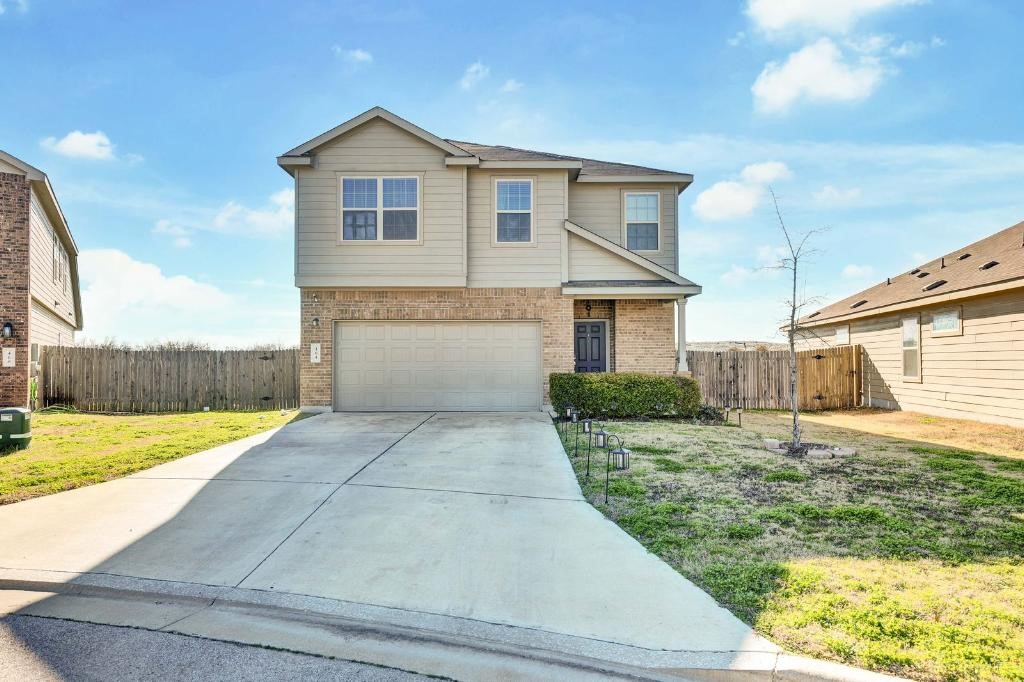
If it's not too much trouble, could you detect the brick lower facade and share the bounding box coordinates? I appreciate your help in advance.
[0,173,31,407]
[300,288,677,409]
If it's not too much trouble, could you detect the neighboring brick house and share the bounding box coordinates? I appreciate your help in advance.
[798,220,1024,427]
[278,107,701,411]
[0,150,83,408]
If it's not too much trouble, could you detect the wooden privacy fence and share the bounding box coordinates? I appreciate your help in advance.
[686,345,862,411]
[39,347,300,413]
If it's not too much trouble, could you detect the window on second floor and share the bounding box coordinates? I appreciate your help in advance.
[624,192,660,251]
[341,176,419,242]
[835,325,850,345]
[495,179,533,243]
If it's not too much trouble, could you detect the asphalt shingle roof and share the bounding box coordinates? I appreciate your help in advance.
[802,220,1024,324]
[444,140,689,179]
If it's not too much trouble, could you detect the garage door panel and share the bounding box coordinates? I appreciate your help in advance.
[334,321,540,411]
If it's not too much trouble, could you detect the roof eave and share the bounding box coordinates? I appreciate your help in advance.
[478,160,583,170]
[800,277,1024,327]
[577,173,693,189]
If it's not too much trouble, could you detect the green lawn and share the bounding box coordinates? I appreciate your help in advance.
[0,410,301,504]
[559,411,1024,682]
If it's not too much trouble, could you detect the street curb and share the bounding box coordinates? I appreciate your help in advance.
[0,571,907,681]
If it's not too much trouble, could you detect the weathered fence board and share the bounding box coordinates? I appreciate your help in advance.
[39,347,299,413]
[686,345,862,411]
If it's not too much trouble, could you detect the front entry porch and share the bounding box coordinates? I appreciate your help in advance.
[571,297,689,375]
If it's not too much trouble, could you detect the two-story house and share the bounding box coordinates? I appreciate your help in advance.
[0,150,83,407]
[278,108,700,412]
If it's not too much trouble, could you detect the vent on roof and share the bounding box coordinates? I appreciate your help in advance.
[980,260,999,270]
[957,253,971,260]
[807,311,820,319]
[910,268,921,275]
[850,299,868,309]
[923,279,947,291]
[915,271,930,278]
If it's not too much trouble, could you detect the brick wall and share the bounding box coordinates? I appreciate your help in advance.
[0,173,32,407]
[573,299,615,371]
[614,299,676,374]
[300,288,575,407]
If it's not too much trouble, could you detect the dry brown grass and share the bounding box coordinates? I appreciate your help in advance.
[795,409,1024,459]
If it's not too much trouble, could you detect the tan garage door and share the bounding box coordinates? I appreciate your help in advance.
[333,321,542,411]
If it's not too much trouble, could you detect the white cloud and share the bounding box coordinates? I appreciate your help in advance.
[728,31,747,46]
[499,78,523,93]
[40,130,116,160]
[0,0,29,15]
[693,161,793,221]
[814,184,862,203]
[693,181,763,221]
[746,0,922,35]
[152,220,192,248]
[752,38,885,114]
[757,245,789,266]
[78,249,297,347]
[721,265,756,287]
[332,46,373,66]
[846,33,894,54]
[842,263,875,279]
[740,161,792,184]
[459,61,490,90]
[211,188,293,238]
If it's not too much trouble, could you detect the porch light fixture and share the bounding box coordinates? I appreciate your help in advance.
[311,293,319,303]
[0,322,12,338]
[312,317,320,328]
[604,434,631,503]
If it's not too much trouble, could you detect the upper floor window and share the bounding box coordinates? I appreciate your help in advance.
[624,192,659,251]
[341,176,419,242]
[835,325,850,345]
[495,179,533,243]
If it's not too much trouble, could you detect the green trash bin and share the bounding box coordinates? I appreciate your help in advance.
[0,407,31,450]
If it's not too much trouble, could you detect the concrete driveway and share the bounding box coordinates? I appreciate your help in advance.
[0,412,792,679]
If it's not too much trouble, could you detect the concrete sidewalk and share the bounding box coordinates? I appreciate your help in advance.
[0,412,900,680]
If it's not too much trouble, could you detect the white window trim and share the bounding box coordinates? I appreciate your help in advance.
[338,175,422,244]
[930,306,963,338]
[835,324,850,345]
[622,191,661,253]
[901,314,922,383]
[493,177,536,246]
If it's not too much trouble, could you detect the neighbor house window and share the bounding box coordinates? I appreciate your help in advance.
[52,230,59,282]
[835,325,850,345]
[495,179,533,242]
[931,307,962,336]
[901,315,921,381]
[341,176,419,241]
[624,192,660,251]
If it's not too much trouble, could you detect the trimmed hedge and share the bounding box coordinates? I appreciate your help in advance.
[549,372,701,419]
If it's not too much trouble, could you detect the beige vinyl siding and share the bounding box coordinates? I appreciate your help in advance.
[0,159,24,175]
[567,183,677,272]
[466,169,565,287]
[295,118,465,287]
[31,299,74,347]
[567,233,662,281]
[28,188,76,332]
[805,290,1024,427]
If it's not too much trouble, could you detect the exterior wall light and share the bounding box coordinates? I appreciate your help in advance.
[312,317,320,328]
[1,322,13,338]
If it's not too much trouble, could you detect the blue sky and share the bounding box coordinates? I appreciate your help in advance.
[2,0,1023,345]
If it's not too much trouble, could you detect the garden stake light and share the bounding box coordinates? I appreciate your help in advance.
[571,408,580,457]
[582,416,592,466]
[590,424,609,479]
[604,434,630,503]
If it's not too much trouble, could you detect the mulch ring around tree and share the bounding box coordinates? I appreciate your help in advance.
[764,438,856,458]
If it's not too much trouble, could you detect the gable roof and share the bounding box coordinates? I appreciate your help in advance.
[801,220,1024,327]
[447,140,692,183]
[280,106,475,160]
[564,220,700,290]
[277,107,693,185]
[0,150,84,331]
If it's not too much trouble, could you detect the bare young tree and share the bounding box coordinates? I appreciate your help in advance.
[768,188,826,453]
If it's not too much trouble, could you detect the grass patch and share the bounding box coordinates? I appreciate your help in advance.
[0,411,299,504]
[558,412,1024,681]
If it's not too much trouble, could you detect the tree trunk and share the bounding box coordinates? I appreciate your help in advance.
[789,259,801,450]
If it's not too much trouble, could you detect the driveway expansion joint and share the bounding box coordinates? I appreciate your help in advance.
[345,482,585,502]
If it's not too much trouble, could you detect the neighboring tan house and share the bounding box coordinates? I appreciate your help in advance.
[278,107,701,412]
[0,150,83,407]
[798,220,1024,427]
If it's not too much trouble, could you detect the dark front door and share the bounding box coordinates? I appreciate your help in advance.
[574,321,607,372]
